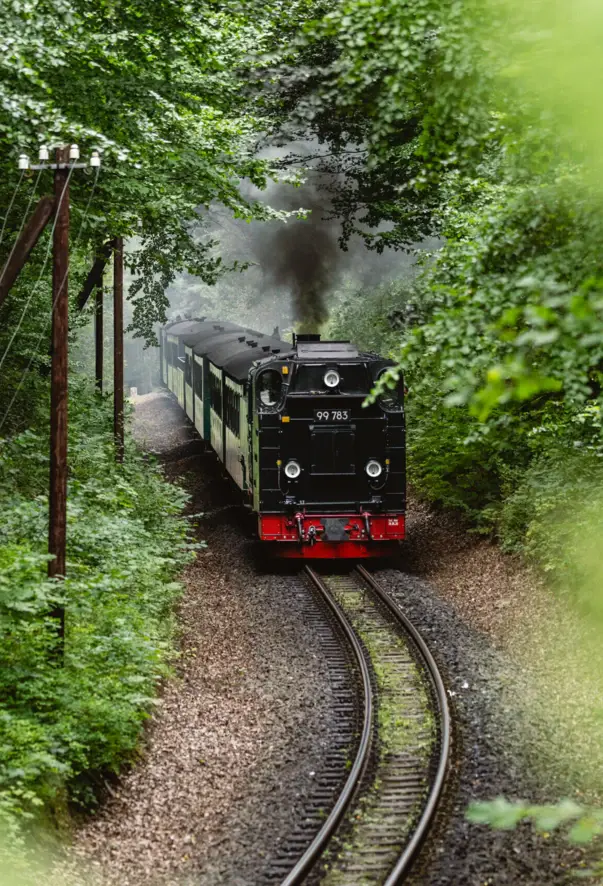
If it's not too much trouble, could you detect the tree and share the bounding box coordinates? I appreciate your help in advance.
[0,0,303,431]
[0,0,289,351]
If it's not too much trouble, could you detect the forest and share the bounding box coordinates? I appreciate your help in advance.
[2,0,603,881]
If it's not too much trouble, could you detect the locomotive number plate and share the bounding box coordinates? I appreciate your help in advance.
[314,409,351,422]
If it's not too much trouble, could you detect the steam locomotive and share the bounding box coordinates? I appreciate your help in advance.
[160,318,406,558]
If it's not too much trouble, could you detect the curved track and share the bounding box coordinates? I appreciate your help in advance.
[280,565,451,885]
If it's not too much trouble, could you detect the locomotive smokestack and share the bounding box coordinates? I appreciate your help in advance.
[292,332,321,348]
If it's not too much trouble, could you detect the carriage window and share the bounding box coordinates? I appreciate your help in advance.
[194,361,203,399]
[257,369,282,407]
[233,391,240,432]
[210,373,222,414]
[225,387,241,434]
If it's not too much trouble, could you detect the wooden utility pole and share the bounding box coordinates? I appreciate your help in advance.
[74,240,114,394]
[95,277,103,393]
[75,240,112,311]
[48,146,70,641]
[6,143,103,656]
[113,236,124,462]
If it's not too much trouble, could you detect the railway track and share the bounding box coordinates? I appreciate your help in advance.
[273,566,450,886]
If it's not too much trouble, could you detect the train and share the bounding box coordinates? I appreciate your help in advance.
[160,318,406,558]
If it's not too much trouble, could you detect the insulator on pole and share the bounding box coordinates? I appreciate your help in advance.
[18,154,30,170]
[90,150,101,168]
[39,145,49,161]
[69,144,80,160]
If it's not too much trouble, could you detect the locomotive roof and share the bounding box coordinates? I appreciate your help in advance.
[192,330,253,360]
[204,338,252,365]
[193,330,370,381]
[295,340,360,359]
[191,324,271,356]
[163,317,191,332]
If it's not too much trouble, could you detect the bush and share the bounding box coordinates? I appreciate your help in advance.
[0,383,193,842]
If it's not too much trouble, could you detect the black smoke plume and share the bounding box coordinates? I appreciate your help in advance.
[250,184,341,332]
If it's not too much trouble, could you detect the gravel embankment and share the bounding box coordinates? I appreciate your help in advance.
[62,394,337,886]
[401,494,551,641]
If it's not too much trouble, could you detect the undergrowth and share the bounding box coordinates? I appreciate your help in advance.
[0,381,194,853]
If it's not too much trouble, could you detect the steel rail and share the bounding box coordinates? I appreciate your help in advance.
[280,566,450,885]
[356,564,451,884]
[279,565,374,886]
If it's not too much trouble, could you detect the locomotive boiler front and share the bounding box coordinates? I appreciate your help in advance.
[252,336,406,558]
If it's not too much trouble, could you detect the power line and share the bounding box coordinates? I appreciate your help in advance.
[0,169,43,289]
[0,164,101,434]
[0,170,25,251]
[0,165,74,375]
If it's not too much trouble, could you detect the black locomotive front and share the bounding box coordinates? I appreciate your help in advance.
[251,336,406,558]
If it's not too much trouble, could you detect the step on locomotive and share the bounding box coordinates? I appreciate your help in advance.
[160,319,406,558]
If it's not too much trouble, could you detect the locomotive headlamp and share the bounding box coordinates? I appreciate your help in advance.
[284,460,302,480]
[324,369,340,389]
[365,459,383,479]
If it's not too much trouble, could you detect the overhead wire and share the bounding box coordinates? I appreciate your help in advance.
[0,163,75,376]
[0,170,25,252]
[0,168,44,289]
[0,164,102,434]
